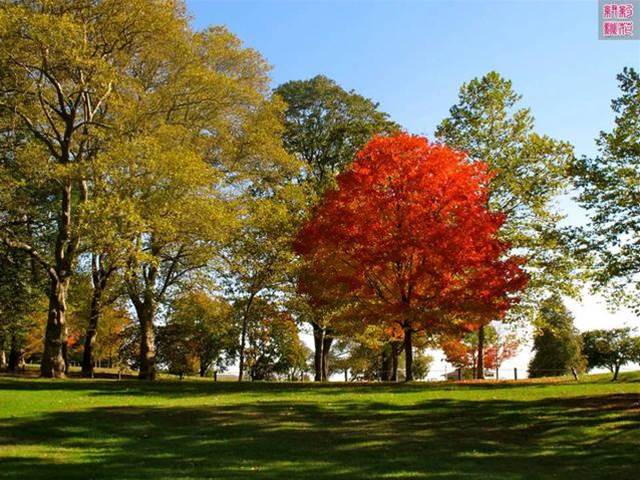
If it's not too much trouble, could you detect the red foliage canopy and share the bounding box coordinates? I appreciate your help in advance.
[441,331,521,371]
[295,134,527,341]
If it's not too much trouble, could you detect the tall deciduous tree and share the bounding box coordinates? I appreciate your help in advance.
[436,71,575,378]
[275,75,398,381]
[0,0,189,377]
[573,68,640,314]
[295,134,527,380]
[87,25,293,380]
[103,129,231,380]
[221,187,304,382]
[275,75,398,192]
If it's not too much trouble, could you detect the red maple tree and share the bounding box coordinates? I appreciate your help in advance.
[294,133,527,380]
[441,328,520,376]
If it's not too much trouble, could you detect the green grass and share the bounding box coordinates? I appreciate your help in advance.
[1,373,639,479]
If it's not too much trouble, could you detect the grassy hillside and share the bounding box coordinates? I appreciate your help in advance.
[1,373,639,479]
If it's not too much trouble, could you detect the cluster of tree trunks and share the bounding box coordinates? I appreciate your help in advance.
[81,254,114,378]
[380,341,402,381]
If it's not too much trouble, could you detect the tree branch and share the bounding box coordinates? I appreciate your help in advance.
[0,232,57,282]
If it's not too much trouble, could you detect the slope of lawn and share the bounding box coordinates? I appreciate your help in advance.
[0,372,639,479]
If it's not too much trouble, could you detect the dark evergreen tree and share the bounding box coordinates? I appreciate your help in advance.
[528,295,584,378]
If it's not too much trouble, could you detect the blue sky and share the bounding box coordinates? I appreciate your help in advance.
[187,0,640,375]
[188,0,639,158]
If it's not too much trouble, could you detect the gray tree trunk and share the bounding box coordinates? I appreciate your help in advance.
[137,300,157,381]
[41,181,82,378]
[381,344,392,381]
[404,328,413,381]
[41,277,69,378]
[391,342,401,382]
[237,294,256,382]
[321,332,333,381]
[312,322,323,382]
[476,325,485,380]
[82,255,110,378]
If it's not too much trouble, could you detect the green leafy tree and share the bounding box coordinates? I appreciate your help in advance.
[436,71,575,378]
[528,295,585,378]
[157,291,237,378]
[0,0,195,377]
[582,328,640,380]
[327,338,354,381]
[329,327,432,382]
[108,127,232,380]
[275,75,399,192]
[90,26,293,380]
[0,247,47,371]
[275,75,398,381]
[573,68,640,314]
[221,185,304,381]
[0,1,292,381]
[338,341,382,381]
[242,300,308,381]
[402,351,433,382]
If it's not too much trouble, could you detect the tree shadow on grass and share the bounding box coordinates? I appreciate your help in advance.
[1,390,638,479]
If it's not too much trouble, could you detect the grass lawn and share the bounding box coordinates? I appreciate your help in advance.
[0,373,639,479]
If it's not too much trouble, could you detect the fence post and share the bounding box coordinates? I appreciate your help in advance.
[513,368,518,381]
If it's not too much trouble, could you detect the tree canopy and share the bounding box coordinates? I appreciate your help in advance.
[528,295,585,378]
[275,75,398,193]
[436,71,576,315]
[295,133,527,380]
[582,328,640,381]
[573,68,640,314]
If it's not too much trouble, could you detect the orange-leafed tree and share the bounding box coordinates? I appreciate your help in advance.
[294,133,527,380]
[441,326,520,378]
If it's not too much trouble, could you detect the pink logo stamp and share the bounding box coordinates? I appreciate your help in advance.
[600,1,639,39]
